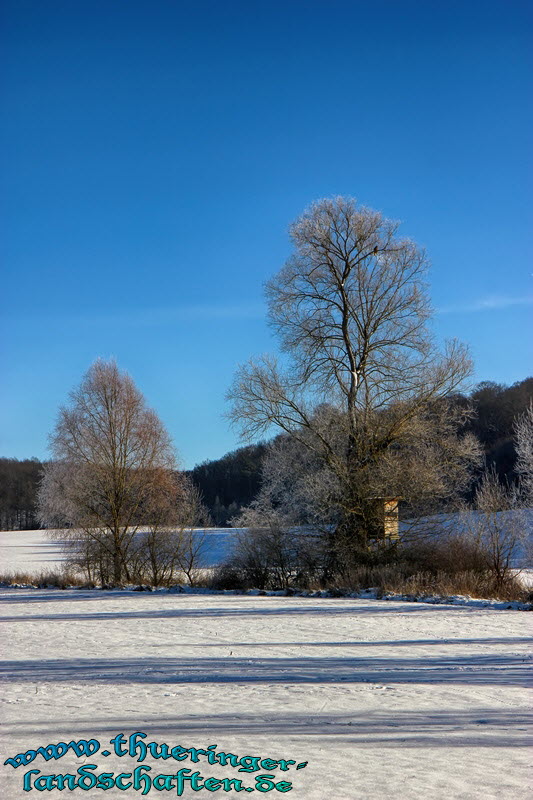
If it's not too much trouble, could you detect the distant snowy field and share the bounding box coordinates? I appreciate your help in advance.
[0,528,240,574]
[0,589,531,799]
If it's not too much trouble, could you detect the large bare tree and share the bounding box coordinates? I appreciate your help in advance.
[38,359,182,583]
[228,197,480,548]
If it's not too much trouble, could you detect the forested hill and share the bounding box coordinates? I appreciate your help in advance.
[188,442,268,526]
[465,377,533,483]
[0,377,531,529]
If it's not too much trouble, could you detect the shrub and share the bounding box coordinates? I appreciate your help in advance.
[209,565,248,591]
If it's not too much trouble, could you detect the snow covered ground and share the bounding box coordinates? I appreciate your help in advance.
[0,589,531,799]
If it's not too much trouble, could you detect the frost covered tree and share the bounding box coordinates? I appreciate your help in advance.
[228,197,480,550]
[514,401,533,506]
[462,466,526,591]
[38,360,188,584]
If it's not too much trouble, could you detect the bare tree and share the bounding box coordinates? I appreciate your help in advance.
[231,488,323,590]
[461,467,526,591]
[129,471,187,586]
[456,404,533,591]
[515,400,533,506]
[132,477,211,587]
[173,479,211,586]
[228,197,480,549]
[38,359,180,584]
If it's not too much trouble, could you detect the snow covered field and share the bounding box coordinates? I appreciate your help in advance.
[0,588,531,799]
[0,530,69,573]
[0,529,239,574]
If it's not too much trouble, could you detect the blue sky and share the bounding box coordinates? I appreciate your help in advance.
[1,0,532,468]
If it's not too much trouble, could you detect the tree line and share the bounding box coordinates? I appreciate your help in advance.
[0,457,42,530]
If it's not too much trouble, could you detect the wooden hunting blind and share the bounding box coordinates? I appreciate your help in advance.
[368,496,401,541]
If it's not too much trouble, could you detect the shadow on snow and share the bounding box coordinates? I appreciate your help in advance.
[0,653,530,687]
[5,709,532,749]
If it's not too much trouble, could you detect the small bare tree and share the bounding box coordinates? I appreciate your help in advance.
[515,400,533,506]
[228,197,480,551]
[131,477,210,586]
[231,495,322,590]
[38,360,180,585]
[461,467,526,591]
[173,480,210,585]
[130,470,186,586]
